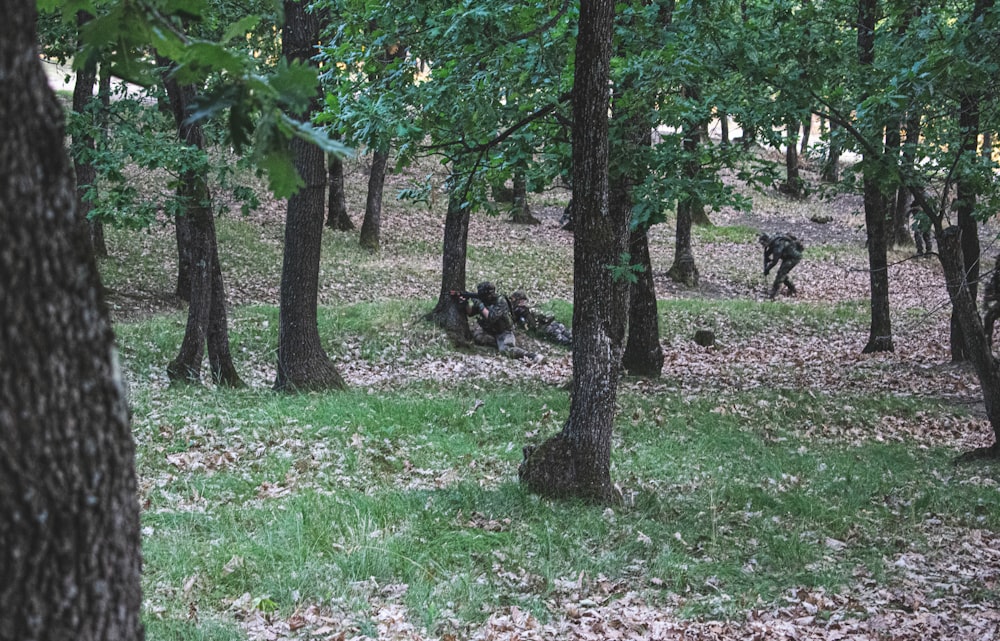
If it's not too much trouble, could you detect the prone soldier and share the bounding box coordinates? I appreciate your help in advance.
[508,291,572,346]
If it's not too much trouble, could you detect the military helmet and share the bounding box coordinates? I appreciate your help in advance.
[758,233,771,246]
[476,281,496,301]
[510,290,528,304]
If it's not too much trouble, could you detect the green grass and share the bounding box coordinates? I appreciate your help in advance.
[693,223,760,243]
[102,155,998,638]
[121,306,1000,637]
[657,297,868,340]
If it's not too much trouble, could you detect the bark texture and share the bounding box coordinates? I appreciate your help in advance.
[622,227,664,377]
[0,3,143,638]
[359,149,388,251]
[275,0,346,392]
[937,228,1000,454]
[667,107,703,286]
[71,12,101,257]
[427,168,474,341]
[326,152,354,230]
[858,0,893,353]
[162,75,243,387]
[519,0,623,502]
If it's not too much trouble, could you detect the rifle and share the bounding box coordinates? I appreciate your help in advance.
[449,289,480,301]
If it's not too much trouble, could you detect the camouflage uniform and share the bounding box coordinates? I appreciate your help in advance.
[464,282,543,362]
[509,291,572,346]
[759,233,803,299]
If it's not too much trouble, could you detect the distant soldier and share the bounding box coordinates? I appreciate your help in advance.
[457,282,544,363]
[509,291,572,346]
[759,232,804,299]
[984,255,1000,347]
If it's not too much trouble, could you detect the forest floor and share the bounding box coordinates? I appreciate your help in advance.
[106,149,1000,640]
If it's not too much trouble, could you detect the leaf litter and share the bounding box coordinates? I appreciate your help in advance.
[119,159,1000,639]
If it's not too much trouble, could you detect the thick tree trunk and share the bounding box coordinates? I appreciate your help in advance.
[0,4,143,638]
[359,148,388,251]
[275,0,345,392]
[326,152,353,230]
[427,168,474,340]
[519,0,622,502]
[162,75,244,387]
[623,227,664,377]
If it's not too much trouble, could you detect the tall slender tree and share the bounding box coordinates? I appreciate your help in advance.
[1,0,143,637]
[858,0,894,353]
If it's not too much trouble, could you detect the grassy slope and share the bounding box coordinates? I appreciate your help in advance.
[105,154,1000,640]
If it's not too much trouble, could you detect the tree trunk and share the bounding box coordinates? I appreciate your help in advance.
[71,11,101,257]
[951,90,983,362]
[893,113,920,249]
[275,0,346,392]
[519,0,622,502]
[326,152,353,230]
[0,4,143,637]
[510,170,540,224]
[800,115,812,154]
[174,212,193,301]
[426,166,474,341]
[858,0,893,353]
[821,119,841,183]
[161,72,244,387]
[885,119,911,249]
[780,117,804,197]
[623,227,664,377]
[937,228,1000,454]
[667,118,702,287]
[359,148,388,251]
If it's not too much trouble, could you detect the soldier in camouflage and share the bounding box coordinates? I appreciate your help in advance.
[759,232,804,299]
[461,282,544,363]
[509,291,572,346]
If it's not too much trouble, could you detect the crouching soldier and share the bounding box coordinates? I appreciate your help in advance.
[509,291,572,346]
[459,282,544,364]
[759,232,804,299]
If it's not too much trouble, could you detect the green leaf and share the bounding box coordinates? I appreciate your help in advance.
[258,145,304,199]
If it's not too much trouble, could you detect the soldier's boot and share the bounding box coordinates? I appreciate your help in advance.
[767,284,779,300]
[786,280,797,296]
